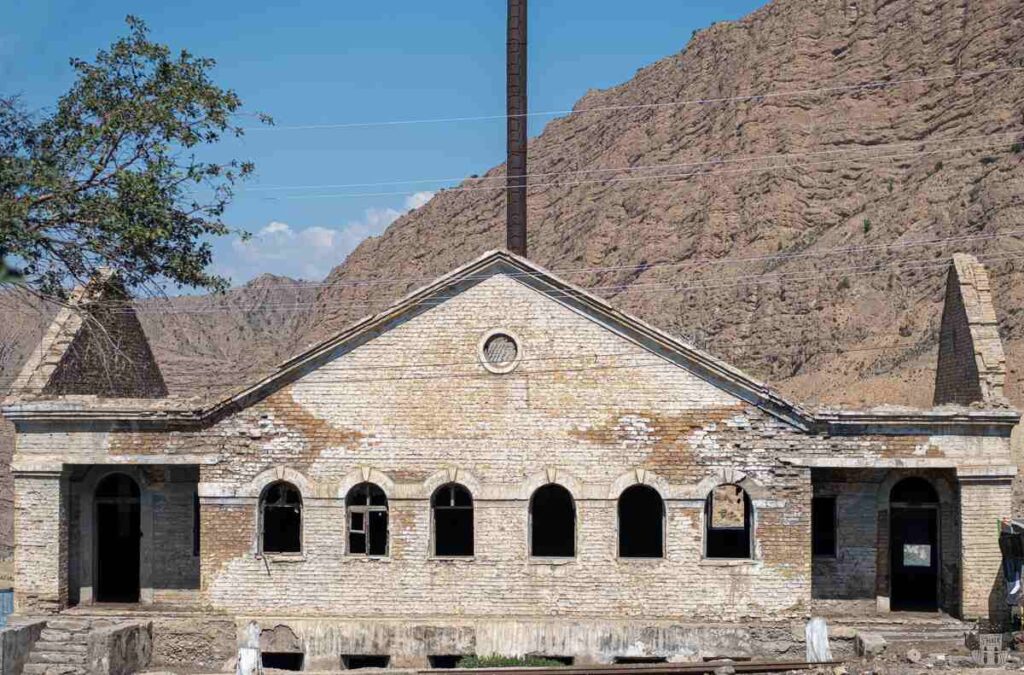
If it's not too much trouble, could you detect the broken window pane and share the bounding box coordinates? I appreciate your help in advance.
[261,481,302,554]
[705,484,752,559]
[530,484,575,557]
[433,484,474,557]
[618,484,664,558]
[812,496,837,557]
[346,482,389,556]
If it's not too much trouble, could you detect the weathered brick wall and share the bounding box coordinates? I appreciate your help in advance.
[959,476,1012,624]
[13,473,66,612]
[8,273,1017,630]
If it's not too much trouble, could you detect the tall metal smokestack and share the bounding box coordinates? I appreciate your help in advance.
[506,0,528,257]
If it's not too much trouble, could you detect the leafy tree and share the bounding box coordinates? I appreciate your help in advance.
[0,16,270,298]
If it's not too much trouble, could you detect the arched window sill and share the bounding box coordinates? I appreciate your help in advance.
[699,558,757,567]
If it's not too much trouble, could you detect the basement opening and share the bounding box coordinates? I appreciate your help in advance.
[530,484,576,558]
[618,484,664,558]
[261,482,303,554]
[342,655,391,669]
[531,656,574,666]
[432,483,474,557]
[614,657,668,664]
[428,655,465,669]
[262,653,304,670]
[704,484,753,559]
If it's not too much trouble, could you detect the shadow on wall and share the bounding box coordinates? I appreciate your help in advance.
[1012,425,1024,516]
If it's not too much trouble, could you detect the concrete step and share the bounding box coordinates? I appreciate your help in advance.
[43,619,91,632]
[37,628,89,644]
[30,641,88,654]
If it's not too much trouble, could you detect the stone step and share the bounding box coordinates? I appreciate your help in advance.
[26,649,88,666]
[37,628,89,644]
[43,619,92,632]
[30,641,88,655]
[22,664,88,675]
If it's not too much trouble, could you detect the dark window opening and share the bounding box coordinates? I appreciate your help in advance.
[618,485,664,558]
[428,655,464,669]
[342,655,390,669]
[705,484,752,559]
[261,482,302,554]
[347,483,389,556]
[193,491,201,557]
[433,483,474,557]
[262,653,304,670]
[530,484,575,558]
[812,496,837,557]
[614,657,668,664]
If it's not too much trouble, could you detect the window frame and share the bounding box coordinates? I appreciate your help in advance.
[430,483,475,559]
[259,481,304,556]
[702,483,755,561]
[346,482,390,558]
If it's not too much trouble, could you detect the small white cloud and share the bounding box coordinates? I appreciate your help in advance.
[225,192,436,283]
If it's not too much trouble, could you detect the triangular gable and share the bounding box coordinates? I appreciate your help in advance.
[7,271,167,401]
[206,250,813,430]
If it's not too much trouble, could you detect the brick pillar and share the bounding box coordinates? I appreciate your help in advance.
[958,472,1012,624]
[14,469,68,613]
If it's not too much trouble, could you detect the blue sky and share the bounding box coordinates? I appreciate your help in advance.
[2,0,766,286]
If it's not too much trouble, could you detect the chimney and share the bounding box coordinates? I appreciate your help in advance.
[932,253,1007,406]
[506,0,528,257]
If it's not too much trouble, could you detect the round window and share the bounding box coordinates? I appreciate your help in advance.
[479,331,521,374]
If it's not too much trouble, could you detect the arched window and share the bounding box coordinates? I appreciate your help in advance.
[530,484,575,558]
[261,482,302,554]
[890,477,939,505]
[346,482,388,556]
[704,484,753,559]
[618,484,664,558]
[432,484,474,557]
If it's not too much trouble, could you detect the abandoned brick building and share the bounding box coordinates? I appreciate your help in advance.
[1,250,1016,669]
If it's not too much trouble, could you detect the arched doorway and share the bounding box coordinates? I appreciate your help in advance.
[94,473,141,602]
[889,477,939,611]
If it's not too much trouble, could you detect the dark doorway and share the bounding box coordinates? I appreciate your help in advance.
[342,655,391,669]
[94,473,141,603]
[262,652,304,670]
[889,478,939,611]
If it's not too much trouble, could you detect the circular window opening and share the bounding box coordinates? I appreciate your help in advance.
[480,331,520,373]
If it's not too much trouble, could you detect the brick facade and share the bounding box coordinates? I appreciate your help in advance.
[3,252,1018,665]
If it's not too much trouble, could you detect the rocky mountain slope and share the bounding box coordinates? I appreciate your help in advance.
[300,0,1024,409]
[4,0,1024,414]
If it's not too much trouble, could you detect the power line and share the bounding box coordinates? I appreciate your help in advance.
[43,251,1024,317]
[260,135,1022,200]
[240,129,1024,193]
[241,65,1024,132]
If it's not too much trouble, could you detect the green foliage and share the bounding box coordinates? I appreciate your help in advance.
[886,178,894,193]
[457,655,569,669]
[1013,142,1023,154]
[862,218,872,234]
[837,277,851,291]
[0,16,271,297]
[979,156,997,165]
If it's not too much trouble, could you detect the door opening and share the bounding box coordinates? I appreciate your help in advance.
[889,477,939,612]
[94,473,141,603]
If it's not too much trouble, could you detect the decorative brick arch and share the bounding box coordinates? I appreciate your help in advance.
[422,468,483,500]
[695,468,767,500]
[608,468,670,500]
[241,467,315,499]
[337,467,396,500]
[519,467,582,500]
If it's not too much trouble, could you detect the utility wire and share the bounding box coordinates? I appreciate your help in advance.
[242,65,1024,132]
